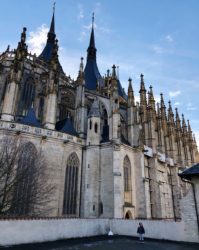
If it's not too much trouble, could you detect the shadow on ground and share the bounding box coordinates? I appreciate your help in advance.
[0,236,198,250]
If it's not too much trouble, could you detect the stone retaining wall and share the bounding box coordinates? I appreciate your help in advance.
[0,218,198,246]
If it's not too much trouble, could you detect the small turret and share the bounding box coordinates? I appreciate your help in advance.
[87,99,101,145]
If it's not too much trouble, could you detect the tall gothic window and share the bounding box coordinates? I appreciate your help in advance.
[123,156,132,205]
[11,142,37,216]
[63,153,79,216]
[18,77,35,116]
[38,97,44,122]
[59,90,75,120]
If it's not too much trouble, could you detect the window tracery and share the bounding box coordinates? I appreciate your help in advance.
[63,153,79,215]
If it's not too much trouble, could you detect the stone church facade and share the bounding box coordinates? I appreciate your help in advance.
[0,10,198,220]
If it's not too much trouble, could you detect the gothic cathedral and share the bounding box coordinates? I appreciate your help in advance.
[0,10,198,220]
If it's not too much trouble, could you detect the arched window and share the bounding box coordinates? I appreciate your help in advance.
[101,108,109,142]
[18,77,35,116]
[63,153,79,215]
[59,90,75,120]
[90,120,92,130]
[11,142,37,215]
[123,156,132,204]
[38,98,44,122]
[94,123,98,133]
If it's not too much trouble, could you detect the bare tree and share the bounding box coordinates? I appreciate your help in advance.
[0,136,55,217]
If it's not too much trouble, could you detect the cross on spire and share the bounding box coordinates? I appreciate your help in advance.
[92,12,95,28]
[53,2,56,14]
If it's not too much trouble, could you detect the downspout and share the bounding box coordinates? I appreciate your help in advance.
[181,178,199,233]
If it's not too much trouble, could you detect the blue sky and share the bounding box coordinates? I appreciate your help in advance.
[0,0,199,144]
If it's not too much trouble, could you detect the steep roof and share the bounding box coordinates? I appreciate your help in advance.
[38,10,63,72]
[39,12,56,62]
[20,107,41,127]
[117,79,127,100]
[84,18,103,90]
[55,117,78,136]
[178,163,199,180]
[88,99,101,118]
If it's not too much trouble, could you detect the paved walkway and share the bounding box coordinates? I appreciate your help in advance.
[1,236,198,250]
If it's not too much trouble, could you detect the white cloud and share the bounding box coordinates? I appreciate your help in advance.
[151,45,164,54]
[77,4,84,20]
[133,95,160,105]
[174,102,181,106]
[27,24,48,55]
[78,31,87,42]
[169,90,181,97]
[79,21,110,42]
[135,95,140,104]
[154,95,160,104]
[193,130,199,147]
[187,103,197,111]
[59,48,84,79]
[94,2,101,13]
[165,34,173,42]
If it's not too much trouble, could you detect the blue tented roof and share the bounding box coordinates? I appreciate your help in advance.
[178,163,199,180]
[84,59,102,90]
[20,107,41,127]
[55,118,78,136]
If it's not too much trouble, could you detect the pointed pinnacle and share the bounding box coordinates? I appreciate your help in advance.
[157,102,160,116]
[50,3,55,34]
[80,57,84,73]
[112,64,117,78]
[160,93,165,106]
[168,100,172,111]
[187,119,192,132]
[92,12,95,29]
[128,78,133,93]
[139,74,146,92]
[175,108,180,118]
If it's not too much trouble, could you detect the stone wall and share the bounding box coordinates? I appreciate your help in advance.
[180,178,199,243]
[0,218,198,246]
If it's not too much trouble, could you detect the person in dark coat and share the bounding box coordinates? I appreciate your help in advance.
[137,222,145,241]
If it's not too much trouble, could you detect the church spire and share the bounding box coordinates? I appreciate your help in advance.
[84,13,102,90]
[39,3,58,62]
[87,12,97,60]
[47,2,56,43]
[49,2,55,34]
